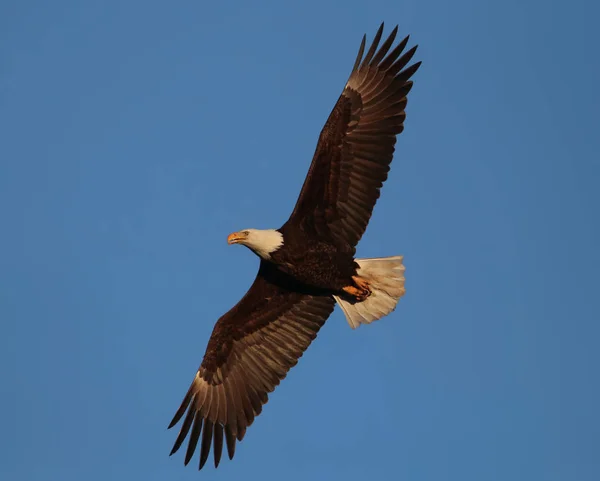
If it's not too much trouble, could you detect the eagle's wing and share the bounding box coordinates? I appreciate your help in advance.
[286,23,421,249]
[168,261,335,469]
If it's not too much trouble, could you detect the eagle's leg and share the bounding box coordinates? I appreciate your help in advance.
[352,275,371,293]
[342,276,371,302]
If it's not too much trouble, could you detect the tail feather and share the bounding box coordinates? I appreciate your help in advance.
[333,256,406,329]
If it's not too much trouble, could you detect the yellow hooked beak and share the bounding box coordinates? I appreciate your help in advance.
[227,231,248,245]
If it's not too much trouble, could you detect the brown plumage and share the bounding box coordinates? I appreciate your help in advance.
[168,23,421,470]
[287,24,420,250]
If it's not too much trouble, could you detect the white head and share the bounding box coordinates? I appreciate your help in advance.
[227,228,284,260]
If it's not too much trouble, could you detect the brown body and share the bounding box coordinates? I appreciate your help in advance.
[273,223,358,292]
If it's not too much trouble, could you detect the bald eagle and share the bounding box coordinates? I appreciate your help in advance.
[168,23,421,470]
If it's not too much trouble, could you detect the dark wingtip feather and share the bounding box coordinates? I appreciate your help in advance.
[361,23,385,69]
[400,60,422,82]
[167,417,179,430]
[168,385,194,429]
[393,45,418,72]
[213,424,224,468]
[198,420,214,470]
[225,426,237,460]
[371,25,399,66]
[379,35,409,71]
[169,395,197,456]
[351,34,367,73]
[184,415,203,466]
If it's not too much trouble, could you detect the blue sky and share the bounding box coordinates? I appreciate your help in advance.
[2,1,599,480]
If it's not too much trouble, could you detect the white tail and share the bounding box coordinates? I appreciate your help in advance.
[333,256,406,329]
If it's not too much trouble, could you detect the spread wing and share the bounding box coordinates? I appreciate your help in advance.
[168,261,335,469]
[286,23,421,249]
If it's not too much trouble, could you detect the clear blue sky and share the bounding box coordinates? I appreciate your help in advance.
[2,1,599,480]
